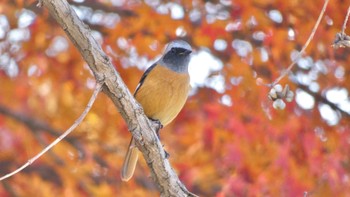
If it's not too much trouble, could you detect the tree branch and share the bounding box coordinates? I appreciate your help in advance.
[0,104,85,158]
[0,82,102,181]
[341,6,350,35]
[296,83,350,118]
[257,0,330,87]
[69,0,137,17]
[40,0,196,196]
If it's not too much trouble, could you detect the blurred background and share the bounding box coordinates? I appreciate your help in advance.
[0,0,350,196]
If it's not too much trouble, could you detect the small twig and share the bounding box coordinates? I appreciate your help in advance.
[0,82,103,181]
[0,103,86,158]
[333,6,350,48]
[341,6,350,34]
[32,129,65,165]
[264,0,329,87]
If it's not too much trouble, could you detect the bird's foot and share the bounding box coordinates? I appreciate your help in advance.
[149,119,169,158]
[150,118,163,136]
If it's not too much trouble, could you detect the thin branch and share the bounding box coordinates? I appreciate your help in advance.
[32,129,65,165]
[341,6,350,34]
[0,105,65,137]
[332,5,350,48]
[266,0,330,87]
[0,82,102,181]
[0,104,85,158]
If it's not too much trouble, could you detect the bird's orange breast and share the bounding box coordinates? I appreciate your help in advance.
[134,65,190,126]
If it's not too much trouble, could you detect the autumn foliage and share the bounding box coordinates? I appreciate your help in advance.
[1,0,350,196]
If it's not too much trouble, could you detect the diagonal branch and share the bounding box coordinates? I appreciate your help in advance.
[341,6,350,34]
[0,104,86,158]
[0,82,102,181]
[332,6,350,48]
[296,83,350,118]
[39,0,196,196]
[262,0,330,86]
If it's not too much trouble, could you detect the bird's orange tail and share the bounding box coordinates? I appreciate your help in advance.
[121,137,139,181]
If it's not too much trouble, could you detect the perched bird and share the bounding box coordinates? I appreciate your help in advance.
[121,40,192,181]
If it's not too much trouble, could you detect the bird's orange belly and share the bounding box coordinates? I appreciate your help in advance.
[134,66,190,126]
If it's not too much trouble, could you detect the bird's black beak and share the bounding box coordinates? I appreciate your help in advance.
[180,50,192,55]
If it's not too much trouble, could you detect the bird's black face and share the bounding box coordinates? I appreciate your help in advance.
[163,47,192,67]
[160,40,192,73]
[162,47,192,73]
[170,47,192,56]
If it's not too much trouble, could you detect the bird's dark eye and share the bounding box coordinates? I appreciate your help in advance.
[171,48,177,53]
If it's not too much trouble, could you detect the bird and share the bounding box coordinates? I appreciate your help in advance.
[121,40,192,181]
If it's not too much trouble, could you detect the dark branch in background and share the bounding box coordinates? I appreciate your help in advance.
[0,103,121,195]
[69,0,138,17]
[1,181,16,197]
[0,83,102,181]
[0,104,119,182]
[69,0,138,33]
[296,83,350,118]
[0,104,85,158]
[0,108,67,169]
[26,0,137,32]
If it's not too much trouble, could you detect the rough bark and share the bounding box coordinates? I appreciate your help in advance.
[40,0,196,196]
